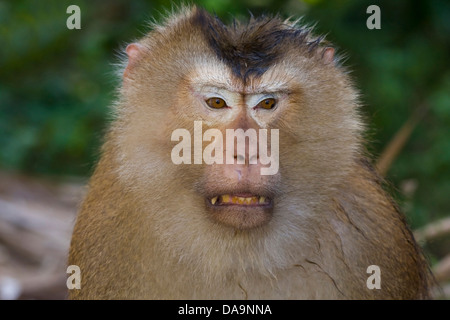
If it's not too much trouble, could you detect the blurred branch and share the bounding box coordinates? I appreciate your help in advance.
[434,283,450,300]
[433,254,450,284]
[376,103,429,176]
[0,171,81,300]
[0,218,45,265]
[414,217,450,244]
[19,272,68,300]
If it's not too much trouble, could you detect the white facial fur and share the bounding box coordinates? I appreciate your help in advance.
[189,61,292,128]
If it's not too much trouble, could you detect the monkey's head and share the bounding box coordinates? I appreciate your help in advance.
[112,7,363,274]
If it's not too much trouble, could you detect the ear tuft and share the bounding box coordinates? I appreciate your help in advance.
[124,43,145,78]
[322,47,335,65]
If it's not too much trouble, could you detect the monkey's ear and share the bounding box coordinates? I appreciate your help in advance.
[124,43,145,79]
[321,47,335,65]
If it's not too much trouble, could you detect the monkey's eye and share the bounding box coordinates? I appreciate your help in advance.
[206,97,227,109]
[256,98,276,110]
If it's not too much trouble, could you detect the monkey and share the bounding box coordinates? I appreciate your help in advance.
[68,6,433,299]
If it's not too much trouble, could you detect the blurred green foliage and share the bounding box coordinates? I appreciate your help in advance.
[0,0,449,228]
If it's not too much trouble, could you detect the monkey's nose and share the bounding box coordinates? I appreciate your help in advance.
[236,154,245,163]
[231,145,259,166]
[233,154,258,165]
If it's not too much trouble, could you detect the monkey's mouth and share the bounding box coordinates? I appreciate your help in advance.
[209,194,272,207]
[204,189,274,229]
[205,193,273,229]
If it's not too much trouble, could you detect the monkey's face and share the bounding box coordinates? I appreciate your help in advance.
[185,73,284,229]
[117,8,362,234]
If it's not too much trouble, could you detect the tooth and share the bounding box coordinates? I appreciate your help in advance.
[251,197,258,204]
[259,196,266,204]
[222,195,230,203]
[245,198,252,205]
[232,196,238,204]
[211,196,218,205]
[238,197,245,204]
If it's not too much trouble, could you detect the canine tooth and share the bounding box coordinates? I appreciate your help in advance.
[222,195,230,203]
[211,196,218,205]
[259,196,266,204]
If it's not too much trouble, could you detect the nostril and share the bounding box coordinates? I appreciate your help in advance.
[249,154,258,164]
[235,154,245,164]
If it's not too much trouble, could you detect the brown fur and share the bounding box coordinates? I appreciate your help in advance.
[68,6,432,299]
